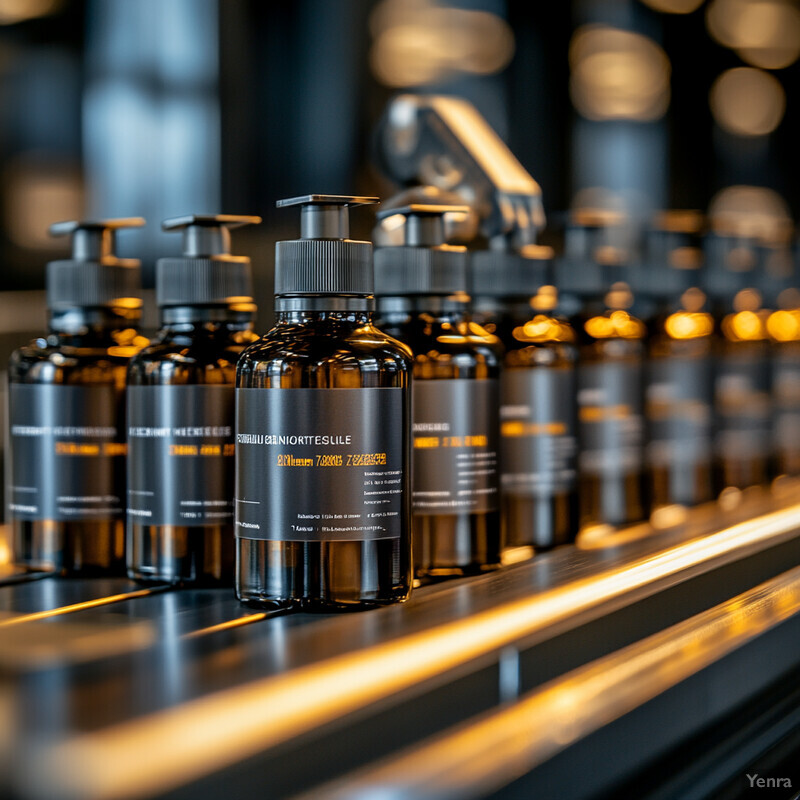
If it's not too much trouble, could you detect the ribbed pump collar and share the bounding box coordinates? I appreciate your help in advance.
[373,203,470,296]
[156,214,261,308]
[46,218,144,311]
[274,195,378,296]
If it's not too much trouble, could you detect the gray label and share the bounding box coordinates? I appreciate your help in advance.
[715,346,771,459]
[8,383,124,522]
[500,368,576,496]
[412,379,499,514]
[577,361,643,474]
[127,385,234,527]
[235,387,405,542]
[646,356,713,467]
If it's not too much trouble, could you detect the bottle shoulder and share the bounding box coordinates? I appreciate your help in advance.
[236,321,412,389]
[377,316,503,364]
[239,322,413,368]
[129,329,257,378]
[9,337,132,384]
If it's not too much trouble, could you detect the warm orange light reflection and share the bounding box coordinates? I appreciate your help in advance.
[584,310,645,339]
[301,565,800,800]
[767,309,800,342]
[182,613,272,640]
[0,587,164,628]
[35,502,800,800]
[664,311,714,340]
[512,315,574,344]
[721,310,769,341]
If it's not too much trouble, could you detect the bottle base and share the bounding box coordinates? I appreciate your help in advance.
[127,523,234,588]
[412,510,502,578]
[236,537,412,612]
[236,590,409,612]
[12,518,126,576]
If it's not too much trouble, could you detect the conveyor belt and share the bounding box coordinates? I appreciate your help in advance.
[1,484,800,800]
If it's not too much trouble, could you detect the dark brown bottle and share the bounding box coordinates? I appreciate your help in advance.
[557,213,647,528]
[236,195,413,610]
[641,213,715,509]
[375,204,502,578]
[8,218,147,575]
[705,231,772,490]
[127,215,261,586]
[471,245,578,553]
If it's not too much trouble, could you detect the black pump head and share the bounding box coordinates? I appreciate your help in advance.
[275,194,379,296]
[156,213,261,308]
[163,214,261,257]
[47,217,145,311]
[373,203,470,297]
[376,203,470,247]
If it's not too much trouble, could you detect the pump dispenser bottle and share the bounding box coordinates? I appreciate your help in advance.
[705,230,772,491]
[235,195,413,610]
[471,244,578,553]
[127,215,261,586]
[557,212,647,528]
[374,204,502,578]
[8,218,146,574]
[641,213,715,509]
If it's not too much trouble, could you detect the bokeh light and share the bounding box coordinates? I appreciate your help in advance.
[710,67,786,137]
[640,0,705,13]
[569,25,671,122]
[0,0,60,25]
[708,185,793,243]
[369,0,515,87]
[706,0,800,69]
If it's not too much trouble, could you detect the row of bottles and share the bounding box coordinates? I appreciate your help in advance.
[7,200,800,612]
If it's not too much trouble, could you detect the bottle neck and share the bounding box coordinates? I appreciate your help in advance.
[275,308,372,326]
[160,305,256,327]
[49,306,142,337]
[274,295,374,314]
[377,294,470,319]
[473,295,544,322]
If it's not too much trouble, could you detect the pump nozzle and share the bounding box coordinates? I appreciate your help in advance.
[49,217,145,264]
[162,214,261,258]
[277,194,378,241]
[274,194,379,297]
[376,203,470,248]
[157,213,261,308]
[46,217,145,311]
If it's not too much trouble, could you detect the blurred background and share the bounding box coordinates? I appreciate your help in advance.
[0,0,797,426]
[0,0,798,321]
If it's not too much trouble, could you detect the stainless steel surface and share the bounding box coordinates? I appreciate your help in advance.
[298,564,800,800]
[0,485,799,799]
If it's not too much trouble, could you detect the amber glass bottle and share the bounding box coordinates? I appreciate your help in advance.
[8,218,146,574]
[705,231,772,490]
[641,213,715,509]
[471,244,578,553]
[557,213,647,528]
[236,195,413,610]
[127,215,261,586]
[375,204,502,578]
